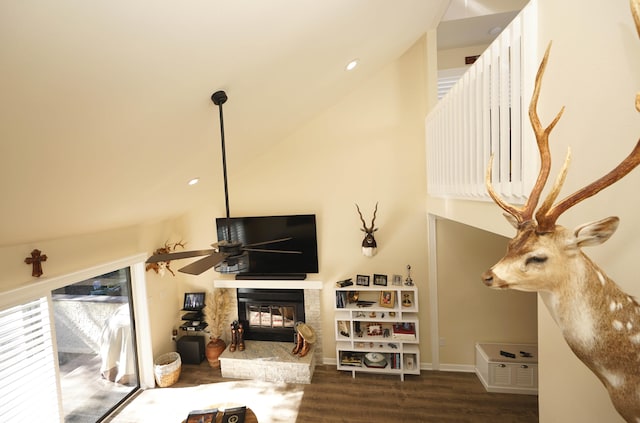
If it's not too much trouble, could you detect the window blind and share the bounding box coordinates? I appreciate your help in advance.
[0,297,61,422]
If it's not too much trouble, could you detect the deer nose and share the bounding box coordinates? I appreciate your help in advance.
[481,270,494,286]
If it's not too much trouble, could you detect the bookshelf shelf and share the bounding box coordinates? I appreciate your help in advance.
[334,284,419,381]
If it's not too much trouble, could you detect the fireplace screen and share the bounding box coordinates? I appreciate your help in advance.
[247,304,296,329]
[237,288,305,342]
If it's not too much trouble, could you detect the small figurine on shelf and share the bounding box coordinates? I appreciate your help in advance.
[404,264,414,286]
[402,293,412,307]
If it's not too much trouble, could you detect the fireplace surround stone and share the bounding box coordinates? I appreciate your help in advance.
[214,280,323,383]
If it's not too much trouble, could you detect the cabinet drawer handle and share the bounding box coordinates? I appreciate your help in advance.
[498,364,506,368]
[520,365,528,369]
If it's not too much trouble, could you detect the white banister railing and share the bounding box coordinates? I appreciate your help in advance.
[427,0,538,203]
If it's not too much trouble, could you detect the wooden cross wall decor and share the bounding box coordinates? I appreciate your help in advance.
[25,249,47,277]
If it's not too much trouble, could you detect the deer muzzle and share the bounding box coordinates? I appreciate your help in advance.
[481,270,495,287]
[482,269,509,289]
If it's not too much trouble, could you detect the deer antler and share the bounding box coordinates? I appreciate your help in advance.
[355,202,378,231]
[486,42,565,226]
[536,140,640,231]
[488,16,640,233]
[534,0,640,232]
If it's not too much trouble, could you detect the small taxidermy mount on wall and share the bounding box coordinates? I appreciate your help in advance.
[355,202,378,257]
[145,241,185,277]
[25,249,47,277]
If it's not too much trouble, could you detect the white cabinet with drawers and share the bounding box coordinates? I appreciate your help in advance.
[475,342,538,395]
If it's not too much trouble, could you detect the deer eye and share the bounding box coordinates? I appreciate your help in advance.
[525,255,548,266]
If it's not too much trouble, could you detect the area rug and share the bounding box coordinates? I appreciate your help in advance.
[108,379,304,423]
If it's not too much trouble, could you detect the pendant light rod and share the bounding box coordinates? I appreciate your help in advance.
[211,90,231,242]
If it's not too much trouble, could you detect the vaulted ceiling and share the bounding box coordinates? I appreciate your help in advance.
[0,0,522,247]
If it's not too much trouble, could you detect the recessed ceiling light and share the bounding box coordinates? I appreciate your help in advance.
[346,59,359,71]
[488,26,502,36]
[188,177,199,186]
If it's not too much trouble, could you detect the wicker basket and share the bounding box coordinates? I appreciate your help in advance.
[154,352,181,387]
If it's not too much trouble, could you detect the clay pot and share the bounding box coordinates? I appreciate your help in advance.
[205,337,227,368]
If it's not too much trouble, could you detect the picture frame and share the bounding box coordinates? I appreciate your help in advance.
[186,408,218,423]
[379,290,395,308]
[356,274,370,286]
[392,274,402,286]
[373,274,388,286]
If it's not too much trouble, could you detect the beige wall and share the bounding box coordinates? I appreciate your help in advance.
[429,0,640,421]
[437,43,490,70]
[177,36,435,363]
[0,222,185,360]
[436,218,537,367]
[535,1,640,421]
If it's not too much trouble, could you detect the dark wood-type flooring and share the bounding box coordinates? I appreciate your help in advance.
[113,363,538,422]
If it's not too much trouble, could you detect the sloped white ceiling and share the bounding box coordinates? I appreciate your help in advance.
[0,0,520,247]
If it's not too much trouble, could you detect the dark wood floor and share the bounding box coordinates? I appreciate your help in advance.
[166,362,538,423]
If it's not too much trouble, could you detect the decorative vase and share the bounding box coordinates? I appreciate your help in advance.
[205,337,226,368]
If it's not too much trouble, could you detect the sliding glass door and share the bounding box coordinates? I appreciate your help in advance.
[53,268,139,422]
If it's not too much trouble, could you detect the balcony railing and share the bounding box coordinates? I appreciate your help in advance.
[427,1,538,203]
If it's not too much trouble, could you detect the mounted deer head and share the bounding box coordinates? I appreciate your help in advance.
[482,3,640,420]
[356,203,378,257]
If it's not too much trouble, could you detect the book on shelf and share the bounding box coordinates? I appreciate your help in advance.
[340,352,363,367]
[392,323,416,340]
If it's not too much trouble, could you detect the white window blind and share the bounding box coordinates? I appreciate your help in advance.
[0,297,61,422]
[438,67,467,100]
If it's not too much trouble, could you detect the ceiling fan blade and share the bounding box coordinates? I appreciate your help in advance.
[243,248,302,254]
[244,237,293,247]
[178,251,228,275]
[146,249,217,263]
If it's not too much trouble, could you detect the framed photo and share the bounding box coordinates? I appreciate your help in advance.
[373,274,388,286]
[392,274,402,286]
[379,290,395,308]
[356,274,370,286]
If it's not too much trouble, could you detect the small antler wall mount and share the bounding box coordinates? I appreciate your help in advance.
[355,203,378,257]
[482,2,640,421]
[145,241,185,277]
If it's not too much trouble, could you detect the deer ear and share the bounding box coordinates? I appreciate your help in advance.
[573,216,620,247]
[503,213,519,229]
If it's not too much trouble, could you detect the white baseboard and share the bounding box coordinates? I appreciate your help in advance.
[437,363,475,373]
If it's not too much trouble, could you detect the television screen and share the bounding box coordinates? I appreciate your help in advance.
[215,214,319,276]
[183,292,205,311]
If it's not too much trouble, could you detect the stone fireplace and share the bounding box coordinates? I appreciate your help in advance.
[213,279,323,384]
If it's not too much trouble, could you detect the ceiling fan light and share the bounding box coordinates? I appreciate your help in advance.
[214,251,249,274]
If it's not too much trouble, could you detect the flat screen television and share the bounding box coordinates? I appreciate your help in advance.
[215,214,319,279]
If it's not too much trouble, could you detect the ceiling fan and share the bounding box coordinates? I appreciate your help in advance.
[145,91,301,275]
